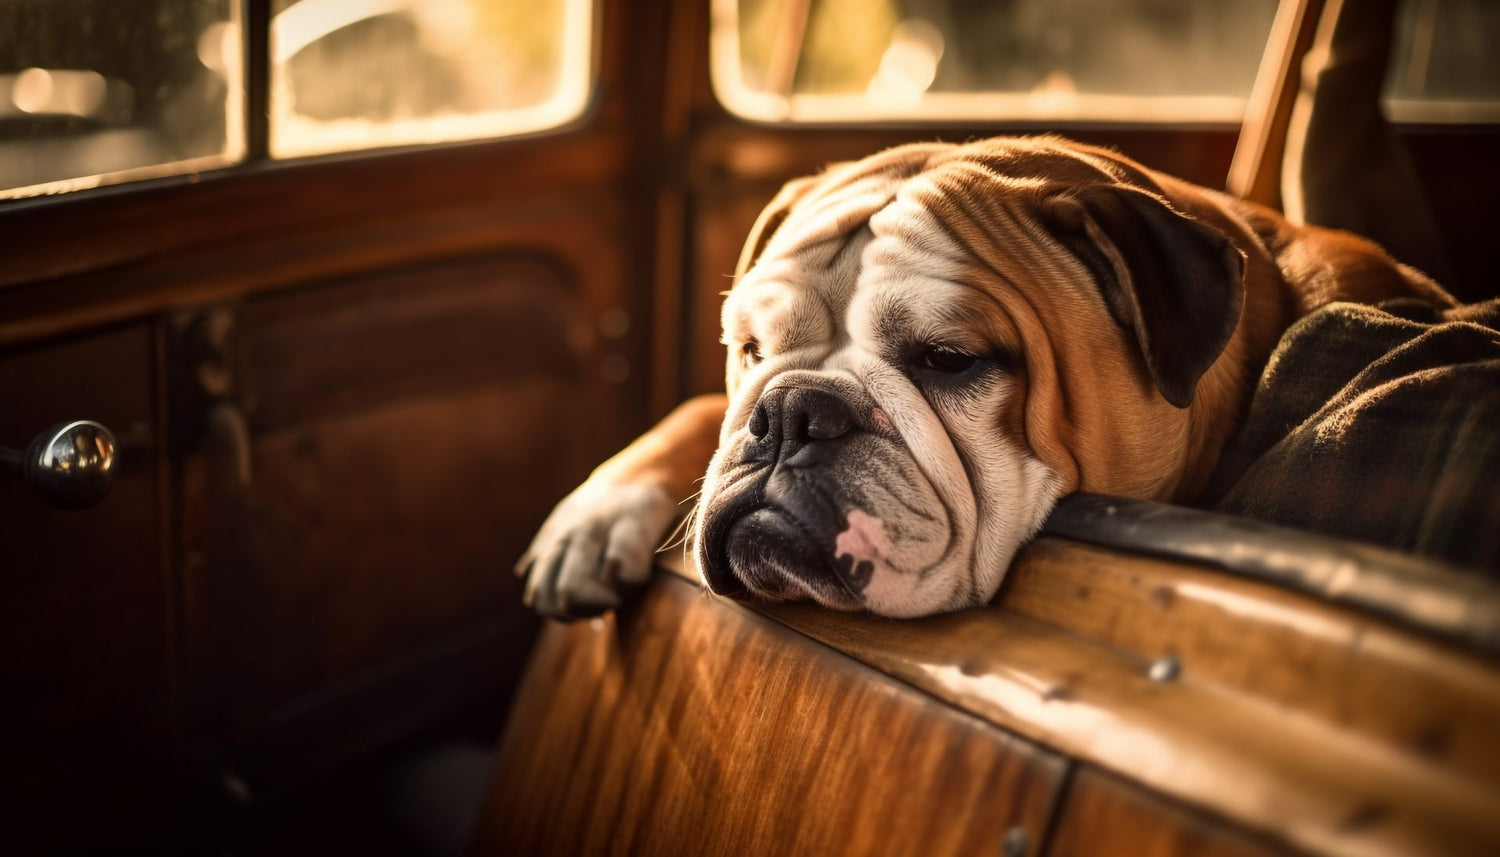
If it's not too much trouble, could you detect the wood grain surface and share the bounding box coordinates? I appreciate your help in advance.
[1049,766,1284,857]
[744,540,1500,857]
[1002,536,1500,786]
[481,541,1500,857]
[477,572,1067,857]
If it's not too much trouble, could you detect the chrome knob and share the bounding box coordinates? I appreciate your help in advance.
[1,420,117,510]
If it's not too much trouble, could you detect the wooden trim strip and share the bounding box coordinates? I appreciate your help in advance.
[1226,0,1328,206]
[1043,494,1500,656]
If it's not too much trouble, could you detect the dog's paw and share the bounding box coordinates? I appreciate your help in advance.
[515,480,678,621]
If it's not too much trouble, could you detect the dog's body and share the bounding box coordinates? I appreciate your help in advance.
[519,136,1452,620]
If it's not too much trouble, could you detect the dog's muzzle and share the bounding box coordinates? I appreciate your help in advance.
[699,381,868,603]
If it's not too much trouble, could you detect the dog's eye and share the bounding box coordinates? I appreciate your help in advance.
[920,345,977,374]
[741,340,763,366]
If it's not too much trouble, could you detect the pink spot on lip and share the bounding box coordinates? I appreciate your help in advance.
[870,407,893,434]
[835,509,892,569]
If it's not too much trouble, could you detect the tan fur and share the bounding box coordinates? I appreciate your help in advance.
[888,138,1454,504]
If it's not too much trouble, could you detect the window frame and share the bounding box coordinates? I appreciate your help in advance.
[0,0,602,202]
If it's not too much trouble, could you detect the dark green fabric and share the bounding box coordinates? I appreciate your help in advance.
[1202,298,1500,572]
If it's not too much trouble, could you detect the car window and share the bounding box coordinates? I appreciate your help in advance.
[1384,0,1500,122]
[0,0,239,199]
[0,0,595,200]
[714,0,1279,124]
[270,0,594,158]
[714,0,1499,125]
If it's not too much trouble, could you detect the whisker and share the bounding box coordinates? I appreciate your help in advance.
[659,502,699,553]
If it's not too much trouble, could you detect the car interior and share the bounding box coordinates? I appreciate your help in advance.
[2,1,1497,855]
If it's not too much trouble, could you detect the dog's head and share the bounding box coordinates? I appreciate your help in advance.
[691,136,1247,617]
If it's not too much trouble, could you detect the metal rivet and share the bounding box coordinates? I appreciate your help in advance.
[1148,654,1180,682]
[1002,825,1029,857]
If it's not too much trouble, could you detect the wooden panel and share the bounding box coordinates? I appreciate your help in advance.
[188,385,557,694]
[1224,0,1327,209]
[236,254,595,433]
[1002,537,1500,787]
[0,325,174,852]
[652,543,1500,857]
[179,255,601,785]
[476,572,1066,857]
[0,135,631,350]
[1050,767,1283,857]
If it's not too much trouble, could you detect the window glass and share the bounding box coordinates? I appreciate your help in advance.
[1384,0,1500,123]
[0,0,240,200]
[0,0,594,199]
[714,0,1279,124]
[269,0,594,158]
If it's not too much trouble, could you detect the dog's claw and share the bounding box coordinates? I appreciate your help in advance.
[516,481,676,621]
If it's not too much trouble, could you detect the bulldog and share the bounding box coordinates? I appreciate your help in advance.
[517,135,1452,620]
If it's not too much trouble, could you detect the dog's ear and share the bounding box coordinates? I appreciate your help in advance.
[1042,184,1246,408]
[736,173,828,277]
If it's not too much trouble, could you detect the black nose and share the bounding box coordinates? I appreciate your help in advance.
[748,385,853,462]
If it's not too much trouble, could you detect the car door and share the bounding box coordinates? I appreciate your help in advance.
[0,1,662,852]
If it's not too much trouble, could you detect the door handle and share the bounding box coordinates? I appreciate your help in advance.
[0,420,117,509]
